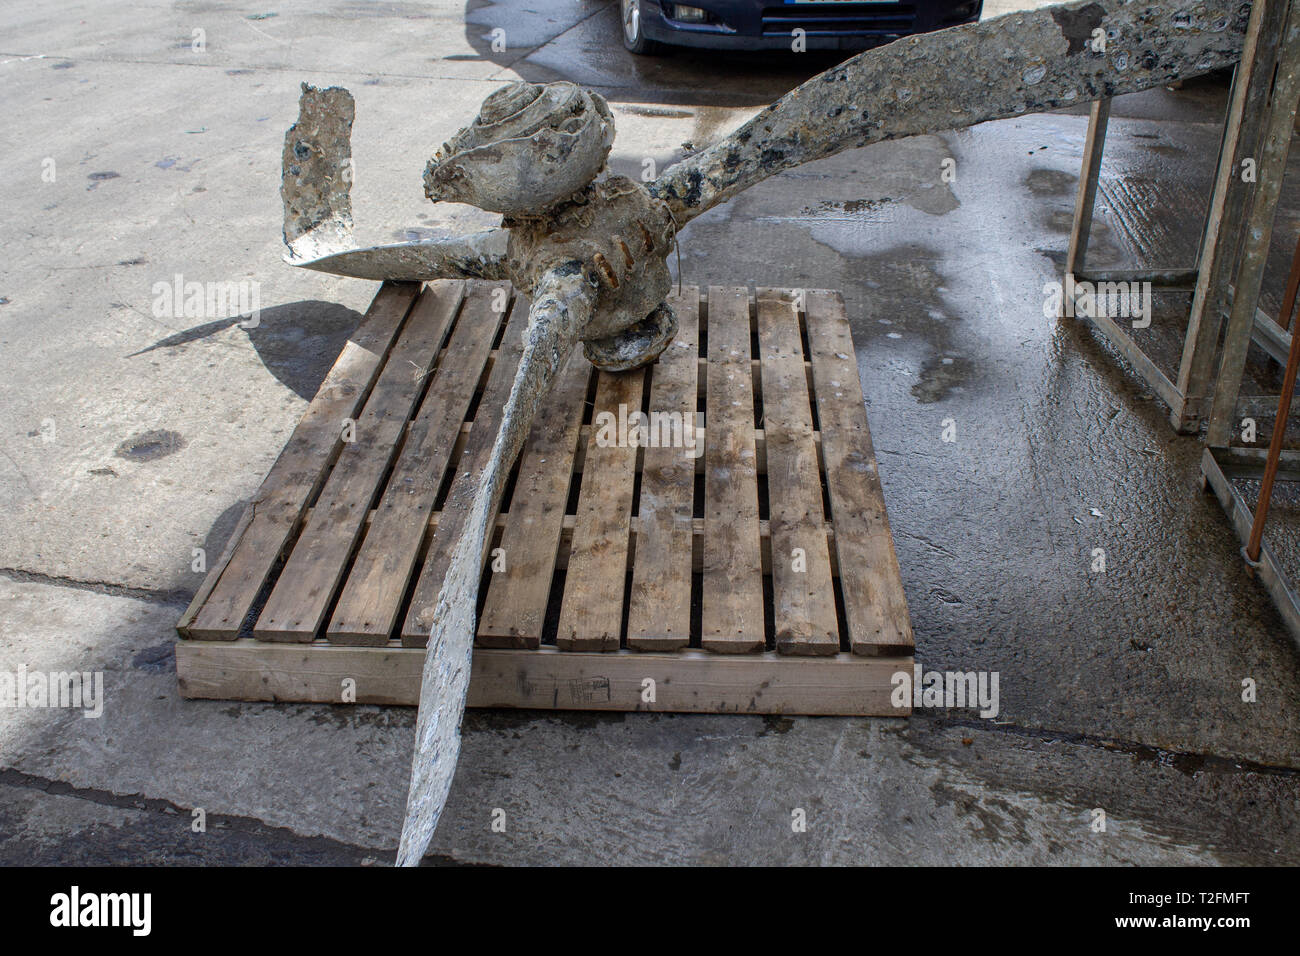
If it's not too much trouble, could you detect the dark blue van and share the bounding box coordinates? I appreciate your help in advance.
[620,0,983,53]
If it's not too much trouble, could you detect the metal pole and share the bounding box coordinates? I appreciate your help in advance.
[1282,239,1300,332]
[1247,233,1300,560]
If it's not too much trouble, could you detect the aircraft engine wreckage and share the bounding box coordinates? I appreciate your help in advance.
[276,0,1253,865]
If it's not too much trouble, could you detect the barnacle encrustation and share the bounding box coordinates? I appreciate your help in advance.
[423,81,615,216]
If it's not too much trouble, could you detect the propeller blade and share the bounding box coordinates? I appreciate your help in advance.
[652,0,1250,224]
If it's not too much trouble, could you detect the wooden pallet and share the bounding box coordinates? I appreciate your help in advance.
[176,281,914,715]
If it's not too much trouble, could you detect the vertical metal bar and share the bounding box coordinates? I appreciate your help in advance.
[1065,97,1111,280]
[1247,233,1300,560]
[1208,1,1300,446]
[1281,239,1300,331]
[1175,0,1285,432]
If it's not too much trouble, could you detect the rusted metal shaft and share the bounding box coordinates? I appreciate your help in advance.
[1281,229,1300,332]
[1246,232,1300,562]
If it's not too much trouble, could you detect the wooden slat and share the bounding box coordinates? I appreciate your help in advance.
[756,289,839,655]
[254,284,463,641]
[186,282,420,640]
[311,508,843,575]
[555,367,646,651]
[805,290,913,655]
[476,350,592,648]
[400,294,530,646]
[701,286,765,653]
[327,283,508,645]
[177,640,911,716]
[626,288,700,651]
[378,416,824,479]
[176,503,254,636]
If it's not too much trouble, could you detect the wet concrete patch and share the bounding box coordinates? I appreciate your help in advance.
[1143,142,1186,156]
[904,181,960,216]
[304,705,416,731]
[114,429,186,463]
[912,355,973,404]
[804,197,898,222]
[619,105,694,119]
[1025,168,1077,196]
[841,244,956,347]
[464,709,628,734]
[759,715,795,736]
[1045,209,1077,233]
[929,780,1035,846]
[1099,175,1202,263]
[131,643,175,672]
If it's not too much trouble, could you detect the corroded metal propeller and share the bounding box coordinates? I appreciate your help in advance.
[277,0,1252,865]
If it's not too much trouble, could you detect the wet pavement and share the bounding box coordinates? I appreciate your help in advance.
[1,0,1299,865]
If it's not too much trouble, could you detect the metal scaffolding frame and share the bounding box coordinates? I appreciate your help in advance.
[1201,0,1300,648]
[1065,0,1291,433]
[1065,0,1300,645]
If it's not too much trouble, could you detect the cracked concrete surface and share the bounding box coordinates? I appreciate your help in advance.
[1,0,1299,865]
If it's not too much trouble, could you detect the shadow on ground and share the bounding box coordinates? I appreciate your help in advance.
[127,300,363,401]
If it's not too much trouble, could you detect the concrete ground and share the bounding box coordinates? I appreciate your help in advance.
[2,0,1299,865]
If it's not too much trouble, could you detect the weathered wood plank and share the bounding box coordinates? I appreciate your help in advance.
[255,283,463,641]
[805,290,913,655]
[176,640,910,716]
[555,367,646,651]
[400,293,530,646]
[187,281,420,640]
[756,289,839,655]
[176,503,254,637]
[701,286,765,653]
[626,287,700,651]
[476,350,592,648]
[326,283,508,645]
[394,416,831,481]
[313,506,843,574]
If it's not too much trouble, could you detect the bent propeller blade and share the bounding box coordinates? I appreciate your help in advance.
[281,82,510,281]
[396,266,594,866]
[651,0,1250,224]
